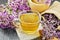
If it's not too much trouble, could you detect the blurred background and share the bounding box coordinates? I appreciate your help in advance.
[0,0,60,5]
[0,0,7,5]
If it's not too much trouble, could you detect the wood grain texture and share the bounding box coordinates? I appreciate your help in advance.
[0,29,19,40]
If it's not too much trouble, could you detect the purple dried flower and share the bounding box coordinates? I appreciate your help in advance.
[41,13,60,39]
[0,9,17,29]
[44,0,52,5]
[8,0,30,11]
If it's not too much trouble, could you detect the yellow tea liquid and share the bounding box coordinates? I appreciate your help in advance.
[28,0,49,12]
[20,13,39,34]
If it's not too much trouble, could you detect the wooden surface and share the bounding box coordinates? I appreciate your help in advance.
[0,29,19,40]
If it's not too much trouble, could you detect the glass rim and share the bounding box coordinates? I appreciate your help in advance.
[28,0,52,6]
[19,11,41,24]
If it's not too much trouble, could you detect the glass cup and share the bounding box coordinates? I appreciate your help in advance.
[13,11,41,34]
[28,0,51,12]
